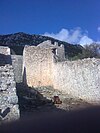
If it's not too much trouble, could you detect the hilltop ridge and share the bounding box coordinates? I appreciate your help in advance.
[0,32,83,57]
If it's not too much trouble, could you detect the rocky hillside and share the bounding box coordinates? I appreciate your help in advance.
[0,32,83,57]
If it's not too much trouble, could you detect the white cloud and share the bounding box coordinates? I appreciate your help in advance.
[43,28,94,46]
[79,36,93,46]
[44,29,69,42]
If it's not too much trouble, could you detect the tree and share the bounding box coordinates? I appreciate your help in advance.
[84,43,100,58]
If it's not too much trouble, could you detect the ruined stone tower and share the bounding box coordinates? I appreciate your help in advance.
[23,40,65,87]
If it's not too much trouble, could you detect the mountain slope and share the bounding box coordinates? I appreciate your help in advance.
[0,32,83,57]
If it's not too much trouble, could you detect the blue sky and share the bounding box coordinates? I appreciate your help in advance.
[0,0,100,45]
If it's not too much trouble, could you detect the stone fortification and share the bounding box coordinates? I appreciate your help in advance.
[23,41,100,104]
[0,46,10,55]
[23,41,65,87]
[38,40,65,61]
[52,58,100,104]
[0,65,20,122]
[23,45,54,87]
[0,46,20,122]
[0,47,11,65]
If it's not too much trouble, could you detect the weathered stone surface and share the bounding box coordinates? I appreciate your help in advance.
[23,41,65,87]
[0,47,11,65]
[0,44,100,121]
[0,46,10,55]
[0,104,19,122]
[53,58,100,104]
[23,42,100,104]
[0,65,20,123]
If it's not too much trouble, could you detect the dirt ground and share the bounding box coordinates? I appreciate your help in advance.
[16,83,92,117]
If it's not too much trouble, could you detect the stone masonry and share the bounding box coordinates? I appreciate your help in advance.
[52,58,100,104]
[23,41,65,87]
[0,46,10,55]
[23,41,100,104]
[0,46,11,65]
[23,46,54,87]
[0,65,20,122]
[0,46,20,123]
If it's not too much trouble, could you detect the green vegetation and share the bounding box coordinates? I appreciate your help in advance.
[68,43,100,60]
[0,32,83,57]
[0,32,100,59]
[10,46,24,55]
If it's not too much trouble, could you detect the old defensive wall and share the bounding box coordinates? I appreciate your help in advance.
[52,58,100,104]
[0,40,100,122]
[23,40,100,104]
[23,41,65,87]
[0,47,20,122]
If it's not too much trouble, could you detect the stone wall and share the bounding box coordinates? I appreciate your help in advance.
[53,58,100,104]
[0,46,11,65]
[23,43,100,104]
[0,65,20,122]
[0,46,20,122]
[38,40,65,61]
[23,41,65,87]
[11,55,23,83]
[23,46,54,87]
[0,46,10,55]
